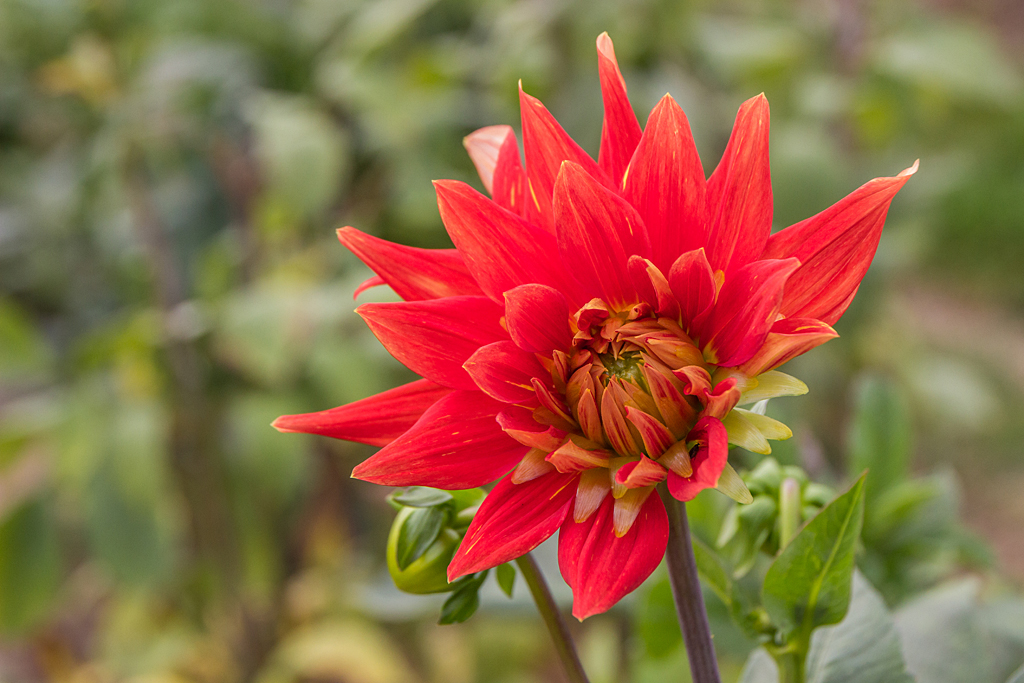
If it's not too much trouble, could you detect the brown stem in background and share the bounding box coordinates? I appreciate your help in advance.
[123,143,239,593]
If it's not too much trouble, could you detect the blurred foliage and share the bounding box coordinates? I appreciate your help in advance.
[1,0,1023,680]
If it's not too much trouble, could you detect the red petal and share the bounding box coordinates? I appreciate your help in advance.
[623,95,707,273]
[705,95,772,276]
[547,440,612,473]
[558,492,668,619]
[627,256,680,319]
[497,406,567,450]
[351,391,526,488]
[596,33,642,186]
[615,455,668,488]
[761,162,917,325]
[464,341,547,405]
[448,470,579,579]
[624,407,675,458]
[353,275,385,299]
[492,128,529,216]
[272,379,449,446]
[699,257,800,367]
[554,161,652,309]
[519,85,612,232]
[740,317,839,376]
[338,228,483,301]
[358,296,507,390]
[434,180,576,303]
[504,284,573,354]
[668,248,717,334]
[464,125,511,194]
[667,417,728,502]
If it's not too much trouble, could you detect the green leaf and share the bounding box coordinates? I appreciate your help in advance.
[395,506,447,571]
[693,537,732,606]
[763,475,866,637]
[638,578,682,659]
[496,562,515,598]
[391,487,453,508]
[439,573,486,625]
[739,573,914,683]
[738,649,778,683]
[894,579,993,683]
[0,499,61,634]
[847,375,911,506]
[804,572,914,683]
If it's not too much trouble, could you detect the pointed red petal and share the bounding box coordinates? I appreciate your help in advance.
[740,317,839,376]
[434,180,577,303]
[492,129,529,216]
[624,407,675,458]
[705,95,772,276]
[761,162,917,325]
[448,470,579,579]
[503,283,573,355]
[353,275,386,299]
[554,161,652,309]
[700,257,800,367]
[463,340,547,405]
[358,296,507,390]
[520,85,612,232]
[558,491,668,619]
[272,379,449,446]
[596,33,642,186]
[337,227,482,301]
[464,125,511,194]
[351,390,526,488]
[497,406,567,451]
[615,455,668,488]
[668,248,717,334]
[667,416,728,502]
[624,94,707,273]
[547,440,612,473]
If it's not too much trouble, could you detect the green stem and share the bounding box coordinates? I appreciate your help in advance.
[774,647,807,683]
[779,477,801,549]
[515,553,590,683]
[658,486,722,683]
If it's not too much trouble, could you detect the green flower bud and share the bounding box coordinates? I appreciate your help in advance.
[387,507,461,594]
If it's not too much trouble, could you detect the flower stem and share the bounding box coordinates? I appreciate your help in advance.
[658,486,722,683]
[515,553,591,683]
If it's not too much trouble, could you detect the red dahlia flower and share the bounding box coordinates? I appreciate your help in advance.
[274,33,915,620]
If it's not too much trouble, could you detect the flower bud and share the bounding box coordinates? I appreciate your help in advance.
[387,506,462,594]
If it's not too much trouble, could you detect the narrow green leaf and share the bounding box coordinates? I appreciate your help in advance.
[848,375,911,505]
[391,487,454,508]
[693,537,732,606]
[763,474,866,636]
[0,500,61,634]
[395,506,446,570]
[496,562,515,598]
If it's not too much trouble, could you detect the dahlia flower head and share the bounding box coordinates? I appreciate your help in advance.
[275,33,915,620]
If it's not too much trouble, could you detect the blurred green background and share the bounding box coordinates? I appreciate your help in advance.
[1,0,1023,681]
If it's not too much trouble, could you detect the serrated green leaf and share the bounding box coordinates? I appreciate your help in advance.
[391,487,453,508]
[763,475,866,637]
[496,562,515,598]
[395,506,446,571]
